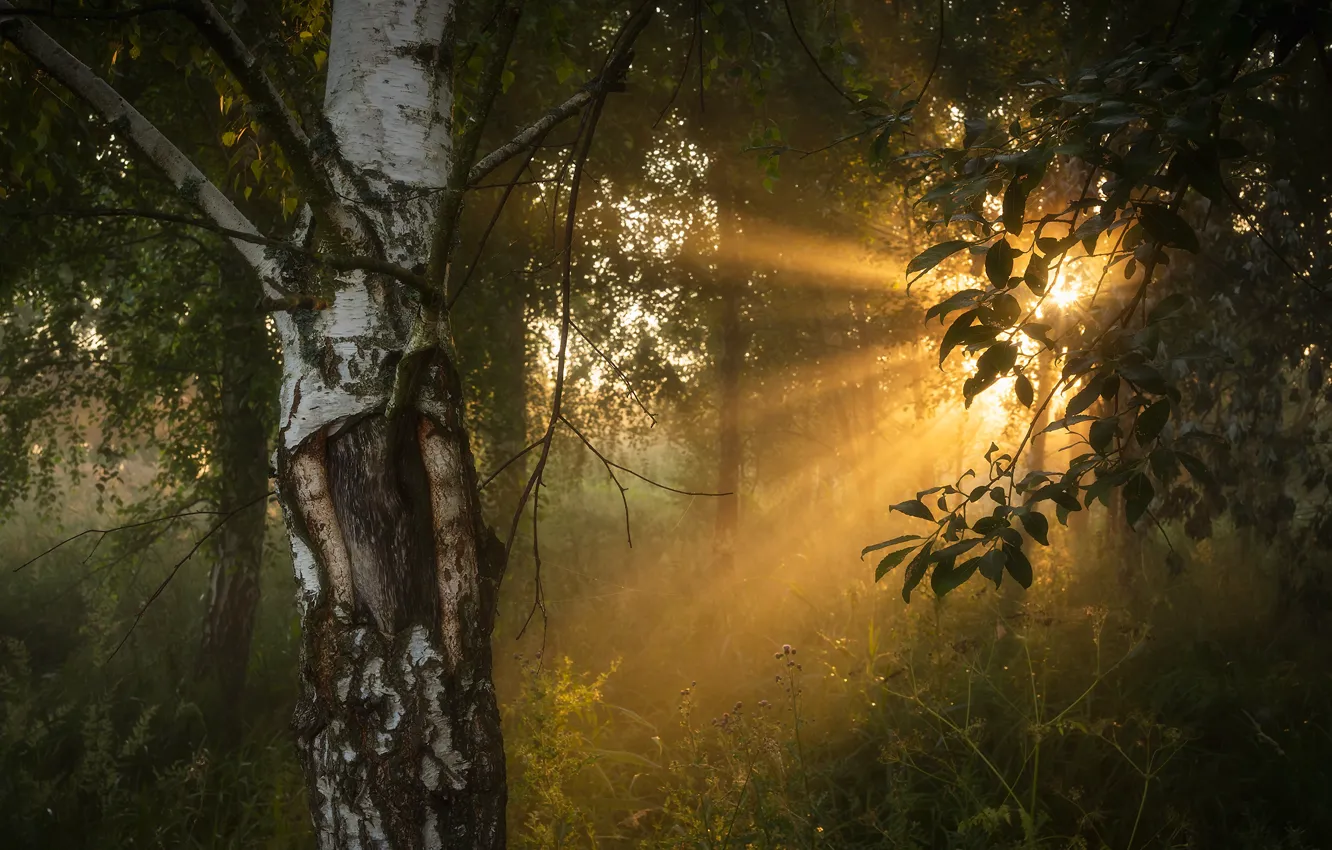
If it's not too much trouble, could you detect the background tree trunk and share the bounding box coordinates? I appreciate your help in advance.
[714,277,745,569]
[198,254,273,738]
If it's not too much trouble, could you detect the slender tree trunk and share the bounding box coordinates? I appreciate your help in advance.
[1029,347,1055,474]
[198,256,273,733]
[483,283,529,520]
[714,278,745,568]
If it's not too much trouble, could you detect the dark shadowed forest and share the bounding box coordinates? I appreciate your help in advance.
[2,0,1331,848]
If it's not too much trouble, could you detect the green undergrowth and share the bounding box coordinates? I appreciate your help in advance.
[2,495,1330,849]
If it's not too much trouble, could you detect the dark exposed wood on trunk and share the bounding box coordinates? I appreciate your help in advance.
[279,358,505,849]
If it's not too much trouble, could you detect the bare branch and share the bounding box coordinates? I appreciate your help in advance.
[13,504,219,572]
[653,4,698,128]
[0,3,178,20]
[426,0,525,294]
[570,319,656,426]
[781,0,857,106]
[448,132,546,309]
[468,2,654,187]
[16,207,433,298]
[560,416,731,498]
[917,0,946,102]
[468,87,596,189]
[479,439,543,491]
[0,2,281,291]
[107,491,274,661]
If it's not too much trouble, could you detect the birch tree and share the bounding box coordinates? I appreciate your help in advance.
[1,1,653,846]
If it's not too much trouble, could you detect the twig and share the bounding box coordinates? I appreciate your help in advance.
[448,130,548,310]
[781,0,857,106]
[653,3,698,128]
[570,318,657,426]
[467,2,653,187]
[14,504,219,572]
[106,491,274,661]
[917,0,946,102]
[14,207,432,298]
[479,439,543,491]
[560,416,730,498]
[560,416,634,547]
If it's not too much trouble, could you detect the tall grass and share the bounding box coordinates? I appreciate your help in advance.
[2,464,1329,848]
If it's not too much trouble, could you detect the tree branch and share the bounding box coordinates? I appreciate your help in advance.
[107,491,274,661]
[781,0,857,106]
[0,2,177,20]
[0,2,282,291]
[174,0,360,241]
[426,0,524,294]
[16,207,432,298]
[467,2,654,188]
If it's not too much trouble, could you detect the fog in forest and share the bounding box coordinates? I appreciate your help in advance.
[2,0,1330,848]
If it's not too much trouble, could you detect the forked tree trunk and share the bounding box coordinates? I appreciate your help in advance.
[198,255,273,734]
[2,0,647,844]
[268,3,504,846]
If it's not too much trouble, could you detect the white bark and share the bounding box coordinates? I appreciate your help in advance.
[4,3,648,846]
[324,0,454,203]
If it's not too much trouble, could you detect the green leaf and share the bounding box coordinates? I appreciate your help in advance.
[977,548,1006,587]
[1089,417,1119,454]
[1124,473,1155,525]
[932,537,983,561]
[1020,322,1054,348]
[977,342,1018,376]
[1147,293,1188,324]
[1135,399,1171,442]
[1024,252,1049,295]
[1118,363,1168,394]
[939,309,979,364]
[1002,178,1027,235]
[1003,543,1033,588]
[980,292,1021,327]
[926,289,984,324]
[861,535,922,558]
[1019,510,1050,545]
[1176,451,1215,488]
[890,499,935,522]
[875,547,916,581]
[1149,447,1178,480]
[1015,373,1034,407]
[931,555,979,596]
[907,240,973,279]
[1065,376,1104,417]
[985,240,1014,287]
[1139,205,1200,252]
[901,543,934,602]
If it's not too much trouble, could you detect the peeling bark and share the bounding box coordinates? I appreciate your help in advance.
[2,1,651,844]
[280,396,504,850]
[270,4,504,846]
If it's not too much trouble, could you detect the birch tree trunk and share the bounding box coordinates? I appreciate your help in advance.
[3,0,649,844]
[269,3,504,846]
